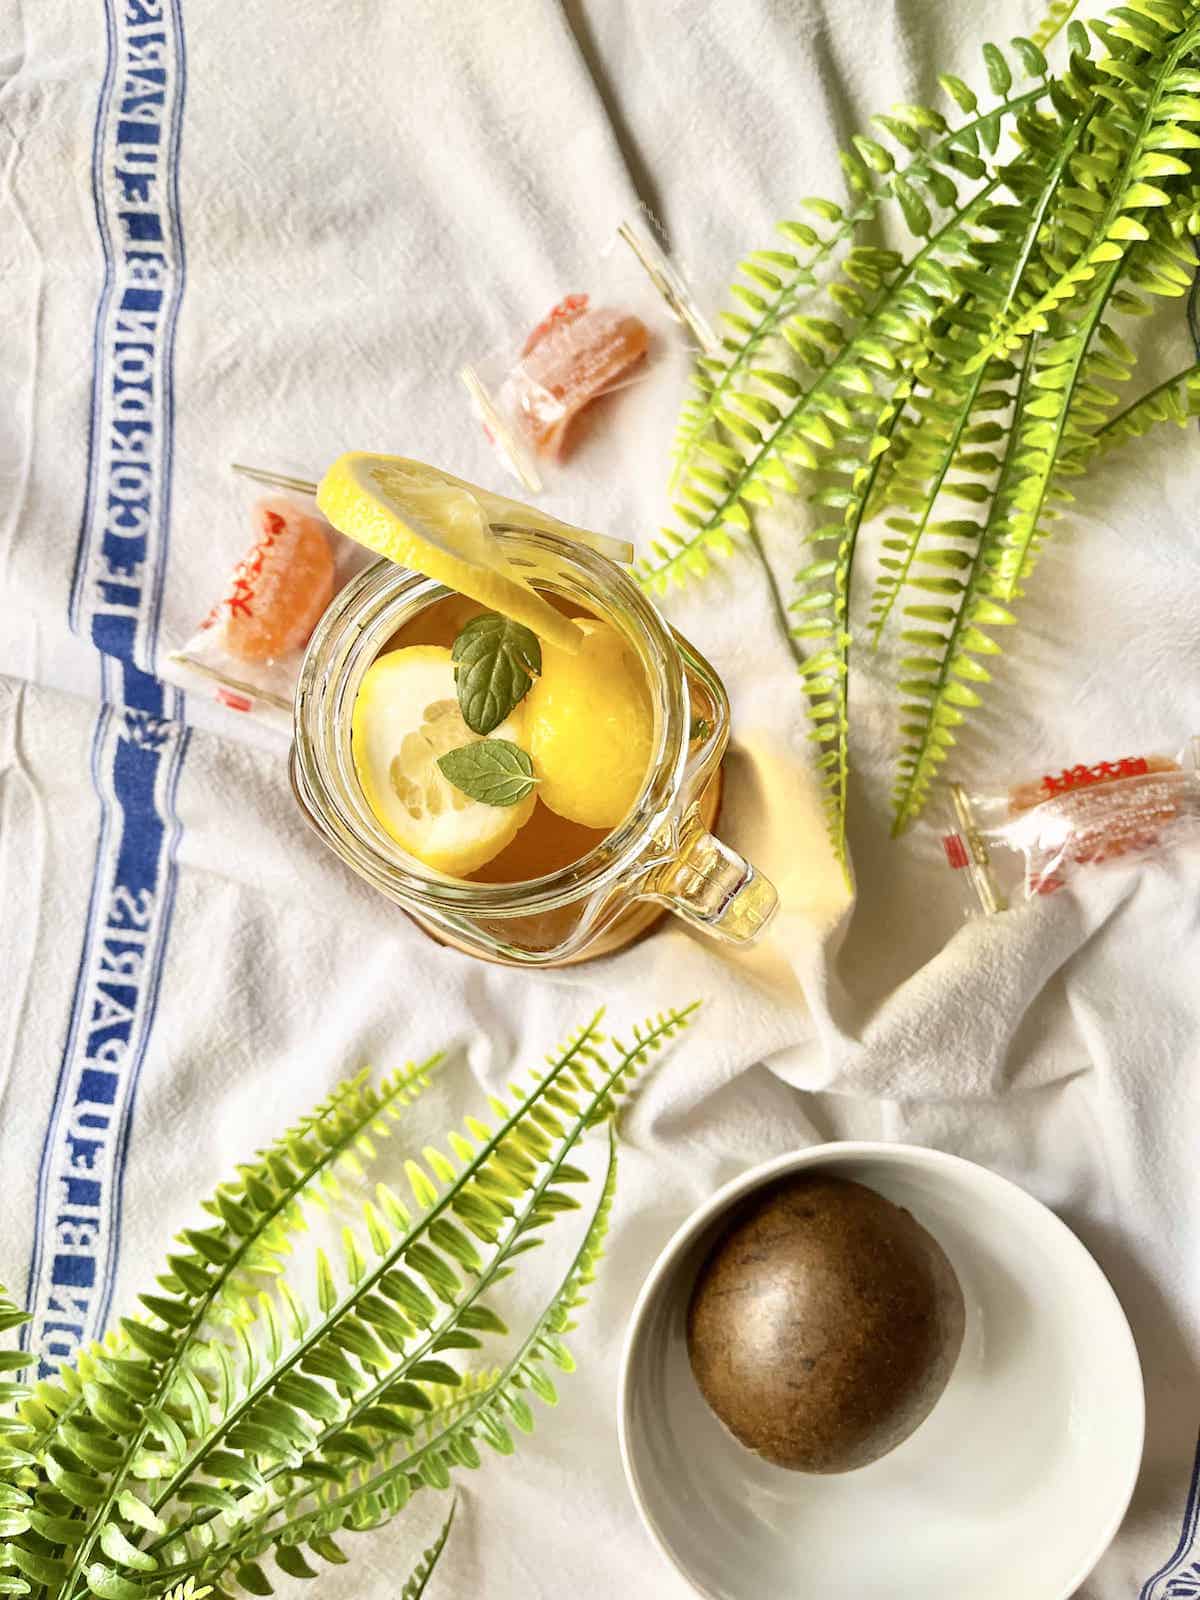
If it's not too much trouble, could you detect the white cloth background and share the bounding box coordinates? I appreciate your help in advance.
[1,1,1198,1596]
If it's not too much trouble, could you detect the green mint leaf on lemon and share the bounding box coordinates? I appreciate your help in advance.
[437,740,537,807]
[451,611,542,735]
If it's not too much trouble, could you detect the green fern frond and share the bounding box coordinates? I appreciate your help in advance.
[1079,357,1200,457]
[14,1059,441,1600]
[861,180,1057,635]
[400,1499,455,1599]
[159,1582,211,1600]
[655,0,1200,838]
[0,1282,35,1587]
[867,354,995,644]
[789,372,918,872]
[641,177,1011,598]
[890,343,1034,831]
[136,1017,615,1536]
[861,101,1097,634]
[26,1009,693,1600]
[1034,1,1083,48]
[20,1059,440,1484]
[669,79,1054,488]
[989,259,1127,599]
[971,7,1200,366]
[167,1117,626,1593]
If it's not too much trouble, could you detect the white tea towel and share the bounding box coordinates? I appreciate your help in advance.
[1,1,1199,1596]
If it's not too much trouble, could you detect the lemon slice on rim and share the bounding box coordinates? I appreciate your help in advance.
[318,453,595,651]
[353,645,534,876]
[381,456,634,568]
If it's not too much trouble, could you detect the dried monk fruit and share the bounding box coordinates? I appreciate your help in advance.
[507,294,650,458]
[209,496,336,663]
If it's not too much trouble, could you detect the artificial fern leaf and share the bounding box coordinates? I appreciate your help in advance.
[1080,358,1200,458]
[663,73,1059,530]
[24,1058,438,1512]
[973,8,1200,365]
[399,1498,455,1599]
[643,173,1015,600]
[862,171,1062,639]
[8,1061,439,1600]
[889,343,1034,830]
[790,371,917,873]
[654,0,1200,839]
[156,1114,628,1593]
[55,1010,694,1598]
[1034,1,1082,49]
[0,1285,35,1576]
[989,259,1127,599]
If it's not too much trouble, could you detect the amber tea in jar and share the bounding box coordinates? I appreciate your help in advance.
[292,525,777,967]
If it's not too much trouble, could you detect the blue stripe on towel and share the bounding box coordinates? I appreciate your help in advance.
[1140,1434,1200,1599]
[23,0,189,1377]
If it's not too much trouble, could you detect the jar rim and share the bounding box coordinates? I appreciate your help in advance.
[291,526,699,916]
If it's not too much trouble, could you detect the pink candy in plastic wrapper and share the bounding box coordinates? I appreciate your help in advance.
[941,739,1200,915]
[162,468,372,734]
[507,293,651,459]
[462,216,716,493]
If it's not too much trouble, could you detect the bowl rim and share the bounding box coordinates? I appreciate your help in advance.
[616,1140,1146,1600]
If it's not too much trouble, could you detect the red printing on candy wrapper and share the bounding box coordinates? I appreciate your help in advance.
[163,474,373,734]
[204,497,336,664]
[1039,756,1150,796]
[942,834,970,871]
[1023,771,1184,895]
[217,687,253,714]
[521,293,590,357]
[1021,756,1161,893]
[227,509,286,621]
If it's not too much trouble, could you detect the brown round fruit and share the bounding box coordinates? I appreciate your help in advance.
[686,1174,965,1474]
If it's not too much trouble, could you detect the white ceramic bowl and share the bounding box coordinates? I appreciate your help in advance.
[618,1143,1144,1600]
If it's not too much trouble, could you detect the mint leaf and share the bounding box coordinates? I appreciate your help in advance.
[437,740,537,807]
[451,612,542,735]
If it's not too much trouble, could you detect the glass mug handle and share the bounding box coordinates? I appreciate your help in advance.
[640,807,779,945]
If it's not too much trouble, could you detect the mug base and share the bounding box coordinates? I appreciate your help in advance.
[406,767,724,967]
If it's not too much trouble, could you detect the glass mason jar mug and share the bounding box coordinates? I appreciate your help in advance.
[291,526,778,967]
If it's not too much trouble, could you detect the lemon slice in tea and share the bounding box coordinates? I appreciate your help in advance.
[353,645,535,876]
[525,618,654,830]
[319,453,600,651]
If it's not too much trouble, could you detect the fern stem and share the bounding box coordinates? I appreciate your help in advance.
[645,179,1005,592]
[819,386,912,872]
[402,1497,456,1599]
[167,1123,625,1588]
[145,1012,669,1561]
[994,255,1125,598]
[867,355,991,645]
[746,520,808,676]
[983,102,1097,342]
[672,87,1051,481]
[143,1018,608,1523]
[1084,356,1200,449]
[54,1061,439,1600]
[976,13,1200,363]
[890,341,1034,832]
